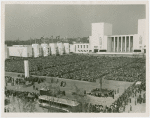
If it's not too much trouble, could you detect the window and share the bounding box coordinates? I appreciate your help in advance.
[78,45,79,48]
[94,46,98,48]
[84,45,85,48]
[87,45,88,48]
[81,45,82,48]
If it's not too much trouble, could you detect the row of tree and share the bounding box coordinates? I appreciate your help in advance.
[5,37,89,46]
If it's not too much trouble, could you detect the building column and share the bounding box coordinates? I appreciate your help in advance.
[125,36,126,52]
[129,36,130,52]
[114,37,115,52]
[121,37,122,52]
[117,37,119,52]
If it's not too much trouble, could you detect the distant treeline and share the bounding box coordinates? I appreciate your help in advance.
[5,37,89,46]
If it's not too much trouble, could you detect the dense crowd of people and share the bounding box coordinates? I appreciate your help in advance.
[32,56,145,83]
[88,88,114,98]
[5,89,39,101]
[5,54,146,112]
[5,75,46,87]
[5,54,145,83]
[5,54,92,72]
[105,59,145,82]
[5,76,25,86]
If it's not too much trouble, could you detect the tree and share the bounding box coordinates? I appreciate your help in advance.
[99,76,105,92]
[72,83,90,112]
[99,77,102,92]
[8,96,37,112]
[40,81,60,112]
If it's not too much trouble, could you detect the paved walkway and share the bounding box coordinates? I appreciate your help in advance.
[5,72,133,107]
[5,72,146,113]
[124,90,146,113]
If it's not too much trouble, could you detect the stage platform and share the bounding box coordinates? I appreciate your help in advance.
[89,52,145,57]
[75,52,145,57]
[97,52,135,55]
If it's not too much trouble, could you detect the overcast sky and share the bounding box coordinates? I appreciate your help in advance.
[5,4,145,41]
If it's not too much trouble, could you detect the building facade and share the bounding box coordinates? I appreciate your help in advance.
[57,42,64,55]
[74,43,89,53]
[88,19,146,53]
[64,43,70,54]
[41,43,49,57]
[32,44,41,58]
[8,45,33,57]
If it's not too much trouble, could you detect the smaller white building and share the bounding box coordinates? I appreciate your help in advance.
[57,42,64,55]
[74,43,89,53]
[8,45,33,57]
[63,43,70,54]
[5,45,9,59]
[69,44,75,53]
[32,44,40,57]
[49,43,57,55]
[41,43,49,57]
[39,45,43,56]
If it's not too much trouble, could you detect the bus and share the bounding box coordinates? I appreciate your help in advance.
[38,95,81,112]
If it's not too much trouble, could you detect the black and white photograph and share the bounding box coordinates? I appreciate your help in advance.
[1,1,149,117]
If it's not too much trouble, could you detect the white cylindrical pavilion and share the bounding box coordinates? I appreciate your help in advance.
[49,43,57,55]
[57,42,64,55]
[39,45,43,56]
[41,43,49,57]
[32,44,40,57]
[63,43,70,54]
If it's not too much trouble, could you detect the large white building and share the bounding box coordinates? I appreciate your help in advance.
[89,22,112,52]
[88,19,146,53]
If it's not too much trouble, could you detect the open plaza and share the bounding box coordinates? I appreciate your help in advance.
[5,53,146,113]
[4,12,146,113]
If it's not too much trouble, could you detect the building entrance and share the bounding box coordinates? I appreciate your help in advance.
[94,49,98,53]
